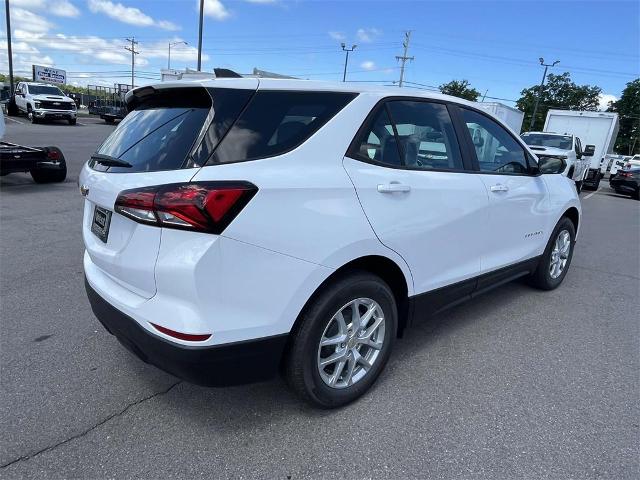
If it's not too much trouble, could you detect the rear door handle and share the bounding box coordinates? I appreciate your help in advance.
[490,184,509,193]
[377,183,411,193]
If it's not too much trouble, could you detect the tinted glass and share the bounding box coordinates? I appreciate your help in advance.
[208,91,356,164]
[386,101,462,170]
[521,133,573,150]
[353,107,400,167]
[463,109,529,174]
[28,85,64,96]
[92,87,213,173]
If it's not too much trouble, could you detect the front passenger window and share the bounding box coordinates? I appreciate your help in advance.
[462,109,529,174]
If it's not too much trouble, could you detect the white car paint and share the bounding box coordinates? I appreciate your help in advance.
[13,82,77,122]
[80,78,581,353]
[521,131,590,185]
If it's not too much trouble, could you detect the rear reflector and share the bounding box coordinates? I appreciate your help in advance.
[114,182,257,234]
[150,323,211,342]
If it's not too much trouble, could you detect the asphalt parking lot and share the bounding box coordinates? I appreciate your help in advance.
[1,116,639,479]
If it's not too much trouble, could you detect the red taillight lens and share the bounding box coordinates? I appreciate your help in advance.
[150,323,211,342]
[114,182,257,234]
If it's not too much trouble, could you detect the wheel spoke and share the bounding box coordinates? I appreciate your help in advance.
[320,333,347,347]
[361,315,384,339]
[353,350,371,371]
[360,337,383,350]
[335,311,348,335]
[343,354,357,385]
[329,360,346,386]
[320,350,345,367]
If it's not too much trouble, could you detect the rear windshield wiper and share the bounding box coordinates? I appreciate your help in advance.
[91,153,132,168]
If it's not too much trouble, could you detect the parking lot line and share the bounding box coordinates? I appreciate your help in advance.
[584,189,600,199]
[3,115,25,125]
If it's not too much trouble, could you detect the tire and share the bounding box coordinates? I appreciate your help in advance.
[30,147,67,183]
[285,271,397,408]
[634,188,640,201]
[528,217,576,291]
[27,106,38,124]
[68,118,77,125]
[7,98,18,116]
[575,181,583,193]
[104,117,114,124]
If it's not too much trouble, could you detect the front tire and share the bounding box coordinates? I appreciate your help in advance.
[528,217,576,290]
[68,118,77,125]
[285,272,397,408]
[27,106,38,124]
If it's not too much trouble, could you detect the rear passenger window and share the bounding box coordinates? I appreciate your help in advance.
[462,108,529,174]
[208,91,356,164]
[350,100,463,170]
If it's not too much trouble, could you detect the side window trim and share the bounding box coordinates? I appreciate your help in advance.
[346,96,474,173]
[455,104,537,176]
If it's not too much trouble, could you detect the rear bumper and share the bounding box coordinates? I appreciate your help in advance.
[85,278,289,386]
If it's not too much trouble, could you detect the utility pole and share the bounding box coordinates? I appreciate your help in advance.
[529,57,559,130]
[197,0,204,71]
[341,43,357,82]
[168,41,187,70]
[124,37,139,89]
[4,0,14,96]
[395,31,414,88]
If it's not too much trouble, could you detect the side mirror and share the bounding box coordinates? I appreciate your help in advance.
[538,156,567,174]
[583,145,595,157]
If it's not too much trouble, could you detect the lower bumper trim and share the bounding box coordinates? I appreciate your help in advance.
[85,278,289,386]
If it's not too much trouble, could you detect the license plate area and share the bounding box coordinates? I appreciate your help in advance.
[91,206,112,243]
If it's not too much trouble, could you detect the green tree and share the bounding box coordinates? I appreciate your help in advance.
[439,79,480,101]
[608,78,640,155]
[517,72,602,131]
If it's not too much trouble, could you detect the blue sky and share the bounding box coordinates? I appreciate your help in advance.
[1,0,638,106]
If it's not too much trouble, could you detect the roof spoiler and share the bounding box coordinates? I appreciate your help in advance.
[213,68,243,78]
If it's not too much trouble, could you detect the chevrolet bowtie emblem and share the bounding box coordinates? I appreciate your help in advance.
[80,185,89,197]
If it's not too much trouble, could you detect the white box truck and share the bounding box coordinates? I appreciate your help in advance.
[543,110,619,190]
[476,102,524,134]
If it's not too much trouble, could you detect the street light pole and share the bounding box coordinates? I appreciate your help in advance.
[197,0,204,71]
[529,57,559,130]
[341,43,356,82]
[168,41,188,70]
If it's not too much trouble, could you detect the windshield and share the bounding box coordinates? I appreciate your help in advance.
[521,133,572,150]
[28,85,65,96]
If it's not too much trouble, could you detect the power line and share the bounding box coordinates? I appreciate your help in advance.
[395,31,414,88]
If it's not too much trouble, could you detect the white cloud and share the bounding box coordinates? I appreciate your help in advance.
[95,51,129,64]
[360,60,376,71]
[50,0,81,17]
[88,0,179,30]
[598,93,617,111]
[202,0,230,20]
[356,27,381,43]
[11,7,54,33]
[11,0,45,8]
[328,31,345,41]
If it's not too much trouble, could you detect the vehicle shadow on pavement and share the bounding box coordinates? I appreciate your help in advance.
[133,280,535,424]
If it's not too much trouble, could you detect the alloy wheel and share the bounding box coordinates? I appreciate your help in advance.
[549,229,571,279]
[317,298,386,389]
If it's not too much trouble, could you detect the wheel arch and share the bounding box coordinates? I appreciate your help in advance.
[288,255,412,343]
[563,206,579,233]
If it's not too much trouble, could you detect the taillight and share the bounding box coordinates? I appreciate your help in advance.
[114,182,257,234]
[619,172,633,177]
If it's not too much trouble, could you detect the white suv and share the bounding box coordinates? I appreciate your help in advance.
[12,82,77,125]
[80,79,581,407]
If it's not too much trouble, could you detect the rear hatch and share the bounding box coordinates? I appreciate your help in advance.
[80,80,259,298]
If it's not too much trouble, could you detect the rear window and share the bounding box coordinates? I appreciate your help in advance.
[91,87,216,173]
[207,91,357,165]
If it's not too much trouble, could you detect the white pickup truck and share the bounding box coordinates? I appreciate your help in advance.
[9,82,77,125]
[520,131,593,192]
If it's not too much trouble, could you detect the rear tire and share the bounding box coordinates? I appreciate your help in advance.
[30,147,67,183]
[7,98,18,116]
[68,118,77,125]
[285,271,397,408]
[528,217,576,290]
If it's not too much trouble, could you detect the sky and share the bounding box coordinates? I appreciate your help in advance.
[1,0,639,107]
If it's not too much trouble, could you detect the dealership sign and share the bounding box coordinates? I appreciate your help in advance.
[32,65,67,85]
